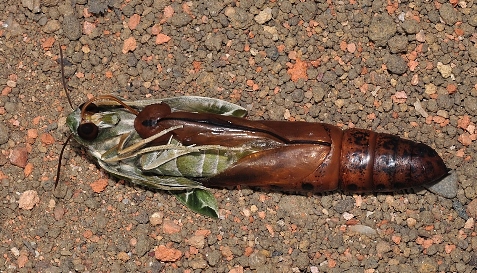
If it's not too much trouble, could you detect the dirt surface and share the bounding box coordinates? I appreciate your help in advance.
[1,0,477,272]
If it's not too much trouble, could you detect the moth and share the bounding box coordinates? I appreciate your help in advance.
[58,92,452,218]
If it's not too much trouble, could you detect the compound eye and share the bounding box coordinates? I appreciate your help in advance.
[77,122,99,141]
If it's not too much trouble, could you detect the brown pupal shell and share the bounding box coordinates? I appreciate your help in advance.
[134,103,449,194]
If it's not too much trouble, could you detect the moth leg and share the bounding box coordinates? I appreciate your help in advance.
[101,132,135,160]
[103,142,185,162]
[102,125,184,162]
[118,125,184,155]
[105,140,244,164]
[117,131,135,150]
[138,144,244,154]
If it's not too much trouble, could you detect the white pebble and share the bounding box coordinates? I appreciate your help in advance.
[18,190,39,210]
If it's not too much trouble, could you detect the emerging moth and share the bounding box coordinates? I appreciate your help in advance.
[60,94,451,218]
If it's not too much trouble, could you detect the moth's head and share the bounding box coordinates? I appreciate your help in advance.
[56,95,140,189]
[66,103,137,153]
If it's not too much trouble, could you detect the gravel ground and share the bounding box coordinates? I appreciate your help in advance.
[1,0,477,272]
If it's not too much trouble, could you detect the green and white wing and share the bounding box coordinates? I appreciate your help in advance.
[97,160,219,218]
[125,96,248,117]
[97,160,205,191]
[174,189,219,218]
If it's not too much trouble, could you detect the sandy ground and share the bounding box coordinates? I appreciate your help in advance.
[0,0,476,272]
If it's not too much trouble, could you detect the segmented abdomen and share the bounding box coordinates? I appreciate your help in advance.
[339,129,448,192]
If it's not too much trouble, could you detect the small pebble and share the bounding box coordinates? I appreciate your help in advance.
[170,12,192,27]
[263,26,279,41]
[439,3,459,25]
[368,15,397,47]
[117,251,130,261]
[88,0,111,13]
[425,83,437,95]
[187,235,205,249]
[413,100,429,118]
[466,199,477,219]
[401,20,419,34]
[254,7,272,24]
[162,219,181,234]
[122,37,137,54]
[54,206,65,220]
[9,147,28,168]
[6,80,16,88]
[19,190,39,210]
[464,218,474,229]
[464,97,477,115]
[149,212,163,226]
[388,35,408,53]
[156,33,171,44]
[22,0,41,13]
[348,225,377,236]
[386,55,408,75]
[407,217,417,227]
[62,15,81,40]
[437,62,452,78]
[424,170,457,198]
[342,212,354,220]
[249,250,269,269]
[418,258,438,273]
[11,247,20,256]
[42,19,60,33]
[190,257,207,269]
[155,245,182,262]
[3,17,23,37]
[416,30,426,42]
[90,179,108,193]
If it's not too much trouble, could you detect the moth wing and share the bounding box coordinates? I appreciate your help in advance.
[125,96,248,117]
[98,160,218,218]
[97,160,205,190]
[164,96,247,117]
[173,189,219,218]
